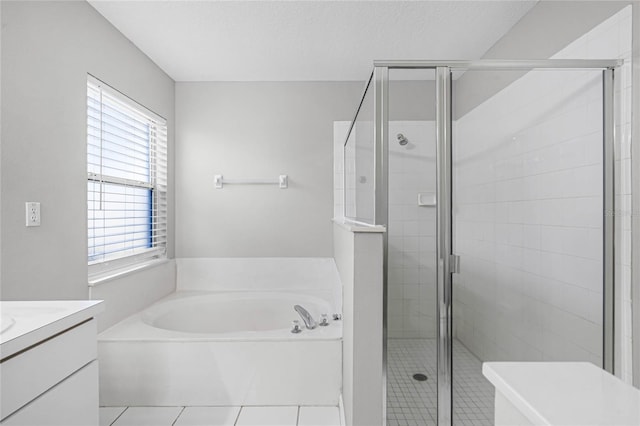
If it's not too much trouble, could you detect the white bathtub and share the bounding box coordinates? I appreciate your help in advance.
[99,264,343,407]
[141,292,336,338]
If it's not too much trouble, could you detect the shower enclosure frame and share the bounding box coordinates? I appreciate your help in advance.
[345,59,621,426]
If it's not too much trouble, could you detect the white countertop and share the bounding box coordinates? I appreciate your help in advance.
[0,300,104,359]
[483,362,640,426]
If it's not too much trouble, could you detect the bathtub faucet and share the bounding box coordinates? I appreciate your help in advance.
[294,305,317,330]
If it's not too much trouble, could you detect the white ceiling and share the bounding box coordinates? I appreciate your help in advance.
[88,0,538,82]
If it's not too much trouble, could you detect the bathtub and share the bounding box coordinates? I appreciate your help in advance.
[99,262,343,407]
[141,292,337,338]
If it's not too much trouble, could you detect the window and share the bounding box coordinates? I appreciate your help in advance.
[87,76,167,274]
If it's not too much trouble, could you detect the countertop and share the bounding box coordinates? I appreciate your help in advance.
[483,362,640,426]
[0,300,104,360]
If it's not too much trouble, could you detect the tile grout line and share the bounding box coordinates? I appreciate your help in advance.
[233,406,243,426]
[171,406,186,426]
[109,406,128,426]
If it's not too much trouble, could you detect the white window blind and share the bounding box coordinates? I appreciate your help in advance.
[87,76,167,271]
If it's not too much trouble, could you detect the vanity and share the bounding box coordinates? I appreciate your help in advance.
[0,301,104,425]
[483,362,640,426]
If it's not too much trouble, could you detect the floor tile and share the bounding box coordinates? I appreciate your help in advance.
[298,406,341,426]
[387,339,494,426]
[174,406,241,426]
[100,407,127,426]
[111,406,183,426]
[235,406,298,426]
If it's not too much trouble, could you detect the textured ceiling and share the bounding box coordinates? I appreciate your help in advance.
[88,0,538,82]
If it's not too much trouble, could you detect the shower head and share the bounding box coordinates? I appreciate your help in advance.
[397,133,409,146]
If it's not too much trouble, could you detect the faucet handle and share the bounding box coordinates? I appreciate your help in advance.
[291,320,302,334]
[332,313,342,321]
[319,314,329,327]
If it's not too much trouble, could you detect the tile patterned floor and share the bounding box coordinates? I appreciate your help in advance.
[100,406,340,426]
[387,338,494,426]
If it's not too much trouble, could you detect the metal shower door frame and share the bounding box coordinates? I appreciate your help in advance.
[373,59,620,426]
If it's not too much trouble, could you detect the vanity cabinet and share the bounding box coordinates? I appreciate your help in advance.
[0,301,103,426]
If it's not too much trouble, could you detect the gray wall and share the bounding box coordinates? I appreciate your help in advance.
[0,1,175,300]
[175,82,363,257]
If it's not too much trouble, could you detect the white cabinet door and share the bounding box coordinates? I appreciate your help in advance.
[1,361,99,426]
[1,319,97,420]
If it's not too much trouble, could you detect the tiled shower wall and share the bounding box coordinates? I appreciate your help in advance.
[453,68,605,365]
[334,121,437,339]
[453,7,632,377]
[387,122,437,338]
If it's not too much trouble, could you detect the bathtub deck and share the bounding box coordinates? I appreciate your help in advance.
[99,291,342,342]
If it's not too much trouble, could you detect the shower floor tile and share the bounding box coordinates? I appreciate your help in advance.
[387,338,495,426]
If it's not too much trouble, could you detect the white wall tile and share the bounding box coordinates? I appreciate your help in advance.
[539,226,564,254]
[386,122,438,338]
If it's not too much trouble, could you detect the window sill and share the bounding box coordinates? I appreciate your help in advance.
[88,258,170,287]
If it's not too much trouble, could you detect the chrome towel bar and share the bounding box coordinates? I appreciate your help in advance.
[214,174,288,189]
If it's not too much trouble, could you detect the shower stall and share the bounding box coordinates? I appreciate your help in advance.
[339,59,620,426]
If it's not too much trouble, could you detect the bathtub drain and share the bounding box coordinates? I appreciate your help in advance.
[412,373,428,382]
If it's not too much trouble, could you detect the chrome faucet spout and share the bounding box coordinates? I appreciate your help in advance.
[294,305,317,329]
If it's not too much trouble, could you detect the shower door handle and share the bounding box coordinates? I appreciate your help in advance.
[449,254,460,274]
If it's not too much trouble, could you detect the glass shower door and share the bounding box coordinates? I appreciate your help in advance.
[385,68,439,426]
[450,67,611,426]
[371,60,616,426]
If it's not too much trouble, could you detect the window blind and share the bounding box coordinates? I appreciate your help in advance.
[87,76,167,270]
